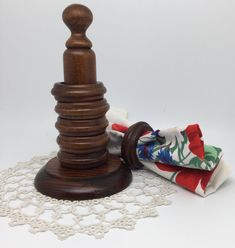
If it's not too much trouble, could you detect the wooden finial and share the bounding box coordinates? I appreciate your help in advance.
[62,4,96,85]
[62,4,93,48]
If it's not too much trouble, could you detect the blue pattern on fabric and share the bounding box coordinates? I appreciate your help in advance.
[157,149,173,164]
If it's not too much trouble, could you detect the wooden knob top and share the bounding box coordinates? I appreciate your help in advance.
[62,4,93,48]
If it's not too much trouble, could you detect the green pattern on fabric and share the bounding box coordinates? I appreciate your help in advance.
[137,127,223,171]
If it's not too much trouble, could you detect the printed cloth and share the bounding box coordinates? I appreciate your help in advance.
[106,108,231,197]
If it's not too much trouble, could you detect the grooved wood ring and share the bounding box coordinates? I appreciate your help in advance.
[55,99,109,119]
[52,82,106,102]
[57,133,109,154]
[121,122,153,170]
[55,117,109,136]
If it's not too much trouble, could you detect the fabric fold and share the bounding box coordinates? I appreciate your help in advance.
[106,108,231,197]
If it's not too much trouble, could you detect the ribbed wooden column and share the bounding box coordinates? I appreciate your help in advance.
[34,4,132,200]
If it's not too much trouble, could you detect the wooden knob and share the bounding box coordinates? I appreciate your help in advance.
[62,4,93,48]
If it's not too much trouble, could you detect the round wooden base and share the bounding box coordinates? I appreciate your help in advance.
[34,154,132,200]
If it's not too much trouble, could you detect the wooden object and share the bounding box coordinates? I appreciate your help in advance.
[34,4,132,200]
[122,122,153,169]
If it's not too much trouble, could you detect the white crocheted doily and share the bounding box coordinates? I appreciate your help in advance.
[0,152,175,240]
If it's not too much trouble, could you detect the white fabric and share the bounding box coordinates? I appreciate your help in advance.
[106,108,232,197]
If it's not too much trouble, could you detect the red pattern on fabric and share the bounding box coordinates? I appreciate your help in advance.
[156,163,180,172]
[200,169,215,190]
[112,122,214,194]
[112,124,152,136]
[156,162,214,193]
[185,124,204,159]
[112,124,128,133]
[175,170,203,192]
[143,131,152,135]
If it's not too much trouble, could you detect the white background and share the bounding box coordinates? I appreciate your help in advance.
[0,0,235,247]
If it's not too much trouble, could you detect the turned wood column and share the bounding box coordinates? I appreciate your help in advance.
[54,4,110,170]
[34,4,132,200]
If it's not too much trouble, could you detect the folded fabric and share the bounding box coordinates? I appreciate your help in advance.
[106,108,231,197]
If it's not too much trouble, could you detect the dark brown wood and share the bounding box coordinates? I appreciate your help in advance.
[34,4,132,200]
[35,154,131,200]
[121,122,153,169]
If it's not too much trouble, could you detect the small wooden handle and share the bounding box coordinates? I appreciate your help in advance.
[121,122,153,170]
[62,4,93,48]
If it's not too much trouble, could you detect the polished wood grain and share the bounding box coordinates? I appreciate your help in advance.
[35,154,132,200]
[51,82,106,102]
[34,4,132,200]
[55,117,108,136]
[121,122,153,169]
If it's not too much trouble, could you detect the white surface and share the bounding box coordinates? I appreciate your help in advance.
[0,0,235,247]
